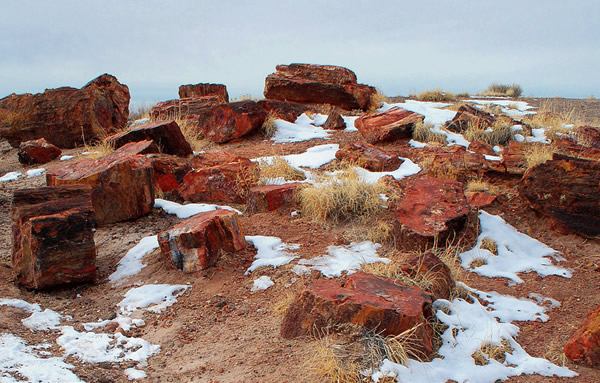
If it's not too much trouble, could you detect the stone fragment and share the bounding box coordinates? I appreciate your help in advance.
[256,100,311,122]
[106,120,192,157]
[501,141,529,175]
[0,74,129,148]
[178,83,229,103]
[196,101,268,143]
[445,104,495,133]
[399,252,455,300]
[564,305,600,367]
[355,107,424,143]
[246,183,301,214]
[575,125,600,148]
[468,140,496,156]
[110,140,160,157]
[264,63,375,111]
[146,154,192,198]
[520,153,600,236]
[17,138,62,165]
[149,96,222,121]
[12,185,97,289]
[335,142,401,171]
[323,109,346,130]
[189,151,250,168]
[465,191,496,209]
[158,210,246,272]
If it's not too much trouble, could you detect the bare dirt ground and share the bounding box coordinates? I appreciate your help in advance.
[0,98,599,383]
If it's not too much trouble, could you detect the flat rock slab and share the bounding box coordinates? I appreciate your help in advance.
[106,120,192,157]
[520,153,600,236]
[17,138,62,165]
[281,272,435,355]
[150,96,223,121]
[196,101,268,143]
[355,107,424,143]
[565,305,600,367]
[445,104,496,133]
[158,209,246,272]
[246,183,301,213]
[12,185,97,289]
[179,83,229,103]
[335,142,401,171]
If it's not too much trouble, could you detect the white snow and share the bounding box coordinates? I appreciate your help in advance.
[254,144,339,182]
[526,128,550,144]
[118,284,190,314]
[251,276,274,291]
[484,154,502,162]
[298,241,389,278]
[125,367,147,380]
[22,309,63,331]
[26,168,46,178]
[0,171,22,182]
[0,298,41,313]
[342,116,359,132]
[245,236,299,274]
[352,158,421,184]
[154,198,242,218]
[459,211,572,284]
[271,113,332,143]
[528,293,561,309]
[467,99,536,117]
[380,101,456,127]
[59,155,75,161]
[131,118,150,127]
[0,334,82,383]
[408,139,427,148]
[109,235,159,285]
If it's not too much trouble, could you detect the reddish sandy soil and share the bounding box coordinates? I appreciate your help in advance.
[0,98,599,383]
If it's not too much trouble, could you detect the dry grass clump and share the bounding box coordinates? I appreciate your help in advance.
[463,120,514,147]
[480,237,498,255]
[469,257,488,269]
[298,170,386,224]
[466,178,491,193]
[261,113,278,137]
[128,102,153,121]
[456,92,470,98]
[525,144,554,168]
[82,140,115,159]
[471,339,514,365]
[366,220,395,245]
[176,118,214,153]
[230,94,262,102]
[258,156,306,182]
[412,121,447,144]
[524,99,585,131]
[479,83,523,98]
[368,88,388,112]
[417,89,456,102]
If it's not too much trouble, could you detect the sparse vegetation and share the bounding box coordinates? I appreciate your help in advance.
[176,118,214,153]
[368,88,388,112]
[230,94,262,102]
[412,121,447,144]
[128,102,154,121]
[82,139,115,159]
[472,339,514,365]
[469,257,488,269]
[480,237,498,255]
[258,156,306,182]
[463,120,514,147]
[525,144,554,168]
[479,83,523,98]
[417,89,456,102]
[466,178,491,193]
[261,113,278,138]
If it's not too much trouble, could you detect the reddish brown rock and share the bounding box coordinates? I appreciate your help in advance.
[189,151,250,168]
[264,63,376,111]
[12,185,97,289]
[0,74,129,148]
[115,140,160,157]
[575,125,600,148]
[335,143,401,171]
[158,209,246,272]
[425,145,505,182]
[178,83,229,103]
[323,109,346,130]
[147,154,192,197]
[399,252,455,300]
[46,150,155,225]
[465,191,497,209]
[564,305,600,367]
[393,177,470,248]
[281,272,435,355]
[149,96,222,121]
[17,138,62,165]
[246,183,301,213]
[106,120,192,157]
[178,158,259,204]
[196,101,268,143]
[520,153,600,236]
[355,107,424,143]
[501,141,529,175]
[468,140,496,156]
[257,100,311,122]
[554,137,600,160]
[446,104,495,133]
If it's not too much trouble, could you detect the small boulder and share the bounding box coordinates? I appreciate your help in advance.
[335,142,401,171]
[246,183,301,214]
[106,120,192,157]
[178,83,229,103]
[468,140,496,156]
[17,138,62,165]
[196,101,268,143]
[189,151,250,168]
[564,305,600,367]
[147,154,192,199]
[158,209,246,272]
[355,107,424,143]
[399,252,455,300]
[323,109,346,130]
[150,96,223,121]
[110,140,160,157]
[575,125,600,148]
[501,141,529,175]
[257,100,311,122]
[465,191,496,209]
[445,104,495,133]
[12,185,97,289]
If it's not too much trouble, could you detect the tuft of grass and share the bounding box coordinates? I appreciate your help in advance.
[480,237,498,255]
[525,144,554,168]
[261,113,278,137]
[466,179,491,193]
[82,139,115,159]
[176,118,214,153]
[469,257,488,269]
[412,121,447,144]
[271,290,298,316]
[258,156,306,182]
[298,169,386,224]
[456,92,470,98]
[128,102,154,121]
[368,88,388,112]
[524,99,585,131]
[230,94,262,102]
[417,89,456,102]
[479,83,523,98]
[472,339,514,365]
[463,120,514,147]
[366,220,395,245]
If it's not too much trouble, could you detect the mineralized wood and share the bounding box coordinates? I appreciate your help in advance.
[335,143,401,171]
[150,96,222,121]
[355,107,424,143]
[178,83,229,103]
[564,305,600,367]
[322,109,346,130]
[445,104,495,133]
[256,100,311,122]
[17,138,62,165]
[106,120,192,157]
[246,183,300,213]
[196,101,268,143]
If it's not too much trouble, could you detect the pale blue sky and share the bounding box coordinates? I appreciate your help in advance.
[1,0,598,105]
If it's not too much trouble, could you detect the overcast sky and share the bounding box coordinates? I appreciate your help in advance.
[1,1,598,107]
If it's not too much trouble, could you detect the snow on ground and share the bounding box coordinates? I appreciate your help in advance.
[26,168,45,178]
[467,99,536,117]
[131,118,150,127]
[298,241,388,278]
[125,368,147,380]
[353,158,421,184]
[271,113,332,143]
[372,286,576,383]
[526,128,550,143]
[245,236,300,274]
[0,171,22,182]
[342,115,359,132]
[0,298,62,331]
[154,198,242,218]
[109,235,159,285]
[380,100,456,126]
[59,155,75,161]
[251,276,275,291]
[254,144,339,183]
[459,211,572,284]
[118,284,190,314]
[408,139,427,148]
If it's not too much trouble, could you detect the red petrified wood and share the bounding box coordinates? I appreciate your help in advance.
[106,120,192,157]
[355,107,424,143]
[17,138,62,165]
[445,104,496,133]
[178,83,229,103]
[335,143,401,171]
[256,100,311,122]
[150,96,223,121]
[564,305,600,367]
[399,252,455,300]
[281,272,435,356]
[246,183,301,214]
[12,185,97,289]
[196,101,268,143]
[158,210,246,272]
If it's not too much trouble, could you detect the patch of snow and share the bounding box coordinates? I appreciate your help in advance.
[291,265,311,276]
[154,198,242,218]
[432,124,470,147]
[493,145,503,153]
[467,99,536,114]
[298,241,388,278]
[514,134,525,142]
[0,171,22,182]
[291,210,300,217]
[0,298,41,313]
[271,113,331,143]
[125,367,147,380]
[60,155,75,161]
[255,144,339,182]
[380,100,456,126]
[484,154,502,162]
[352,158,421,184]
[510,125,523,132]
[342,116,358,132]
[409,139,427,148]
[131,118,150,127]
[311,113,328,126]
[528,293,561,309]
[251,276,274,291]
[245,236,300,274]
[526,128,550,144]
[118,284,190,314]
[22,309,63,331]
[459,211,572,284]
[26,168,46,178]
[109,235,159,285]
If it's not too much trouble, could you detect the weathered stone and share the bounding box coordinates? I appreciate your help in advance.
[189,151,250,169]
[17,138,62,165]
[106,120,192,157]
[178,83,229,103]
[149,96,222,121]
[425,145,505,182]
[196,101,268,143]
[465,191,497,209]
[355,107,424,143]
[0,74,129,148]
[110,140,160,157]
[264,63,376,111]
[323,109,346,130]
[46,149,155,225]
[178,157,259,204]
[520,153,600,236]
[281,272,435,355]
[564,305,600,367]
[575,125,600,148]
[146,154,192,198]
[257,100,311,122]
[501,141,529,175]
[12,185,97,289]
[468,140,496,156]
[445,104,495,133]
[158,210,246,272]
[246,183,300,214]
[554,137,600,160]
[399,252,455,300]
[393,177,470,248]
[335,143,401,171]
